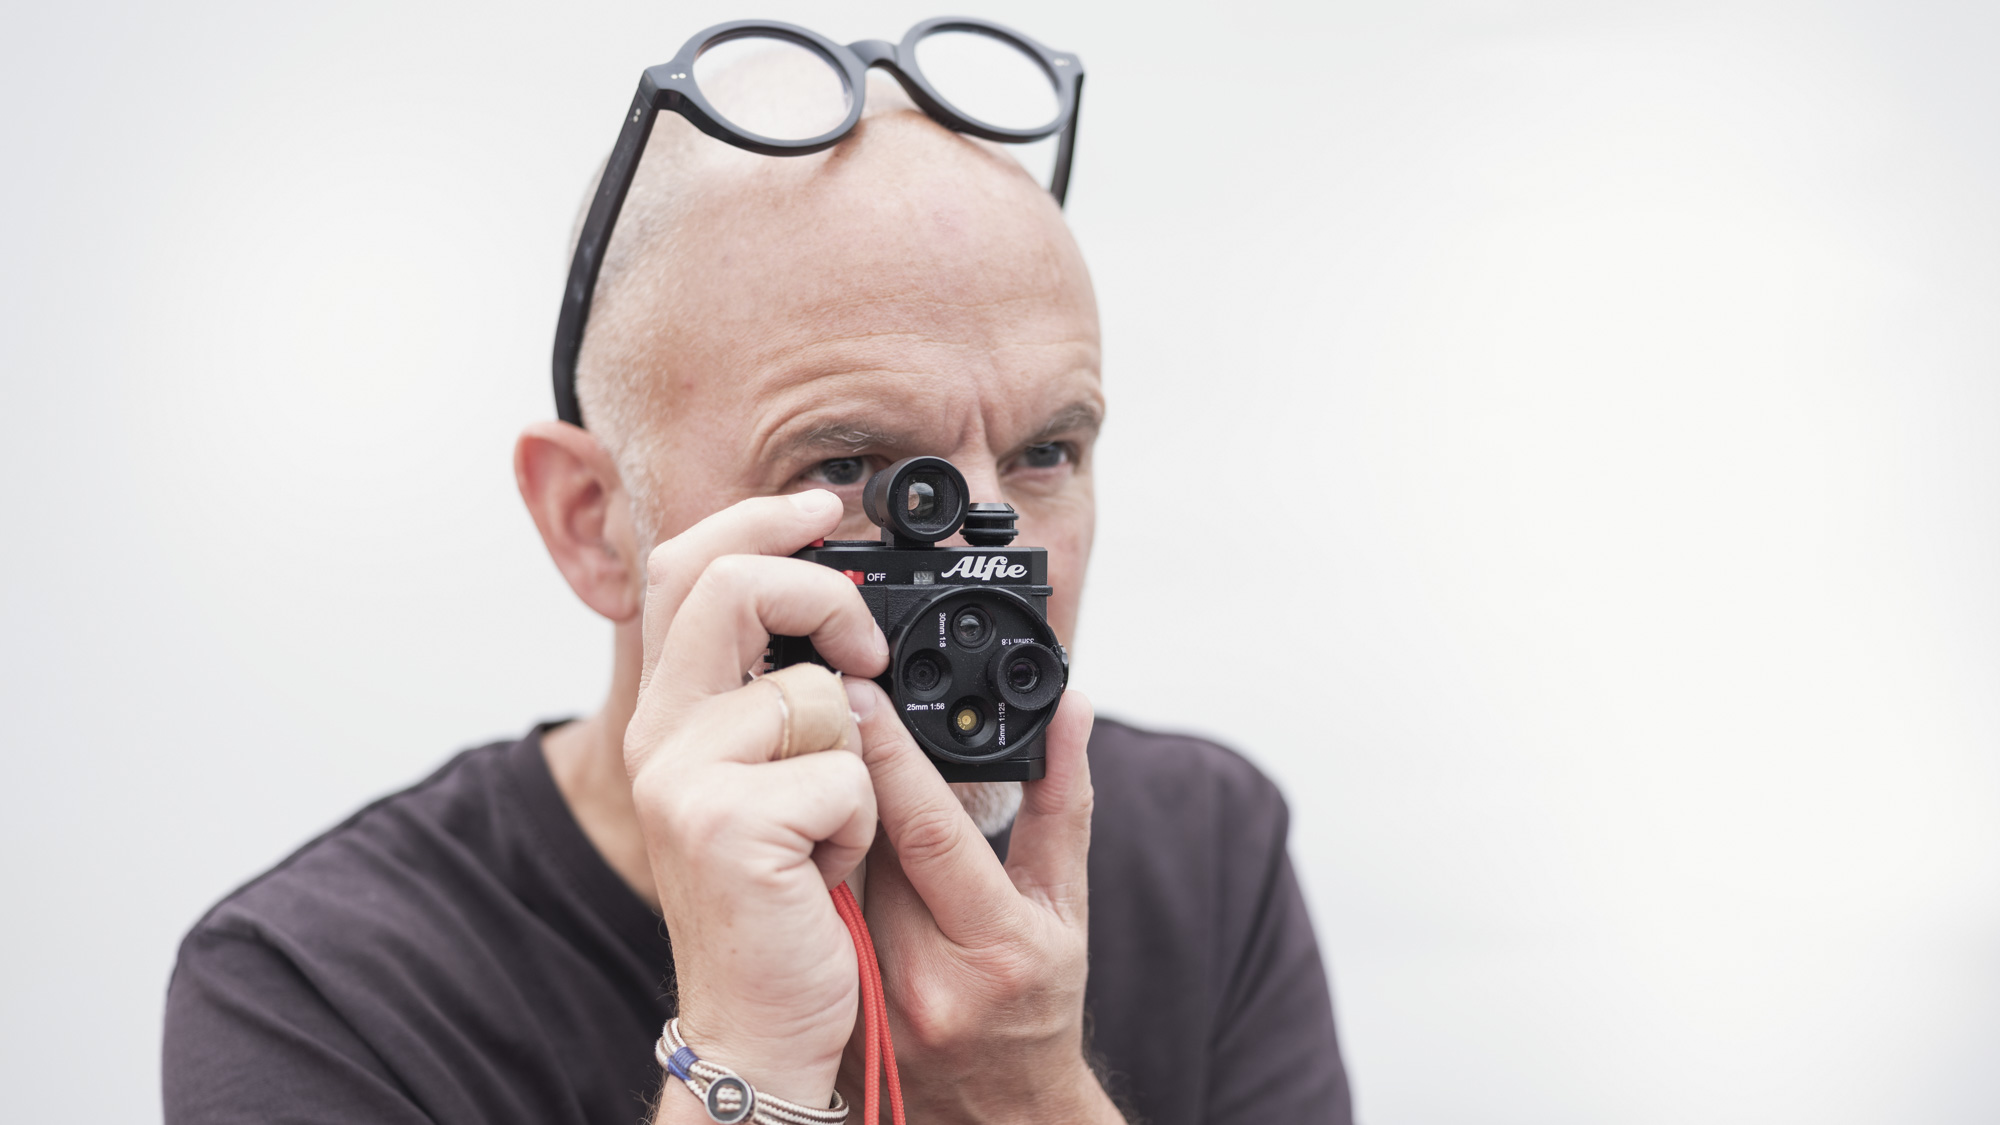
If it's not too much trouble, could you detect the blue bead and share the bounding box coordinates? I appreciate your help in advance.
[667,1046,699,1080]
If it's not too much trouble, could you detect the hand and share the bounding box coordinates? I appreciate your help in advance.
[846,683,1125,1124]
[622,489,886,1114]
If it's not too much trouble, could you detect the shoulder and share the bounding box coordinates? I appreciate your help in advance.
[1085,715,1291,853]
[1081,715,1296,948]
[1078,717,1332,1122]
[164,733,651,1124]
[174,739,522,987]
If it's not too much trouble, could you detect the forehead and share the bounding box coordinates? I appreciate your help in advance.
[599,111,1100,459]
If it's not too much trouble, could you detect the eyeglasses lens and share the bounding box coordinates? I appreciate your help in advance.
[913,30,1059,132]
[694,35,851,141]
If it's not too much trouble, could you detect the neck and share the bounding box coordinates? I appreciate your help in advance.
[542,620,657,907]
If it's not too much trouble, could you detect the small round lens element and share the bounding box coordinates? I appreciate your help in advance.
[906,480,937,519]
[945,695,989,745]
[987,640,1064,711]
[951,608,991,648]
[901,650,953,703]
[1007,657,1039,693]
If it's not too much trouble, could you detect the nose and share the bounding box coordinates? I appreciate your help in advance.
[942,460,1005,548]
[956,460,1005,506]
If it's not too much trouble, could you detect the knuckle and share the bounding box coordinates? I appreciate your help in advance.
[650,768,755,845]
[830,752,873,801]
[658,786,728,844]
[1070,777,1096,821]
[891,806,966,869]
[900,987,972,1051]
[623,715,669,771]
[786,560,845,609]
[677,555,757,622]
[702,552,761,592]
[859,720,918,769]
[646,539,683,589]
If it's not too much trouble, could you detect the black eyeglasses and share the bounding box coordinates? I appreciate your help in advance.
[551,17,1086,427]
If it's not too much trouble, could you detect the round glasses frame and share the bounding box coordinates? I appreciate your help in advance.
[552,17,1086,427]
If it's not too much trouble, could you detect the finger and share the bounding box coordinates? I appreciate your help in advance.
[653,753,878,895]
[1002,690,1096,920]
[640,669,862,775]
[654,554,889,703]
[856,826,934,942]
[761,663,856,759]
[756,751,879,888]
[847,678,1021,943]
[639,490,845,693]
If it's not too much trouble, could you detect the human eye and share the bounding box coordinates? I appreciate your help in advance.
[1015,442,1071,471]
[805,456,870,487]
[791,455,883,536]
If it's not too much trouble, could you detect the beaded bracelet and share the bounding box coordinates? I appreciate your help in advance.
[656,1018,849,1125]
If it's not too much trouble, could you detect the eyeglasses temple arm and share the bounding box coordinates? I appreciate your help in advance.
[1049,71,1083,207]
[553,75,665,427]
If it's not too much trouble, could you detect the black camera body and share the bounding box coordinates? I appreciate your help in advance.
[767,456,1068,782]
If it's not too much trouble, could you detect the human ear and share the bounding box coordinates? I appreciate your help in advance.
[514,420,642,624]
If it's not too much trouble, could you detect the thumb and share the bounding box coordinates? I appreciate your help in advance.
[1003,690,1095,920]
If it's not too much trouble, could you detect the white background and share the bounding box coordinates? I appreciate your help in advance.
[4,1,1996,1121]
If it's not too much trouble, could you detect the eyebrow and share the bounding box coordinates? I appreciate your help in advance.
[778,423,920,461]
[774,400,1103,463]
[1017,402,1103,450]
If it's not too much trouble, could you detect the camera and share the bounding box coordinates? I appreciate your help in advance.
[767,456,1068,782]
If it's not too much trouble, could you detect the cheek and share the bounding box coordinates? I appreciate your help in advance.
[1017,496,1094,646]
[829,504,877,541]
[627,459,728,550]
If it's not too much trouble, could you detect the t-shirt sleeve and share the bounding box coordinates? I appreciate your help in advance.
[164,924,436,1124]
[1205,782,1353,1125]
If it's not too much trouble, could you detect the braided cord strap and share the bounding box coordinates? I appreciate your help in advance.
[657,1018,849,1125]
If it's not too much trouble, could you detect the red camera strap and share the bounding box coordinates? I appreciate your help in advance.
[831,882,906,1125]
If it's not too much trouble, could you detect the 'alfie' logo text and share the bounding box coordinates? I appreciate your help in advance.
[940,555,1027,581]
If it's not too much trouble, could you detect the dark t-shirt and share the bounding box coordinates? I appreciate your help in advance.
[163,718,1351,1125]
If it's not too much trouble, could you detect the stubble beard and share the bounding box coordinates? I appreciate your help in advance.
[950,780,1023,837]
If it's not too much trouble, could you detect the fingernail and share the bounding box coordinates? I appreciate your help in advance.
[790,489,837,517]
[871,624,889,658]
[844,677,876,721]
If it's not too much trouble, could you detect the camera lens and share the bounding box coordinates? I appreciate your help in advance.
[906,479,937,520]
[1006,657,1039,694]
[947,696,988,744]
[904,652,945,696]
[987,640,1064,711]
[951,608,991,648]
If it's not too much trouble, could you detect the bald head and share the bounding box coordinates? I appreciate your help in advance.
[572,73,1098,545]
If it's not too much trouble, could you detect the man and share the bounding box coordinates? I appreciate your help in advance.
[163,52,1352,1125]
